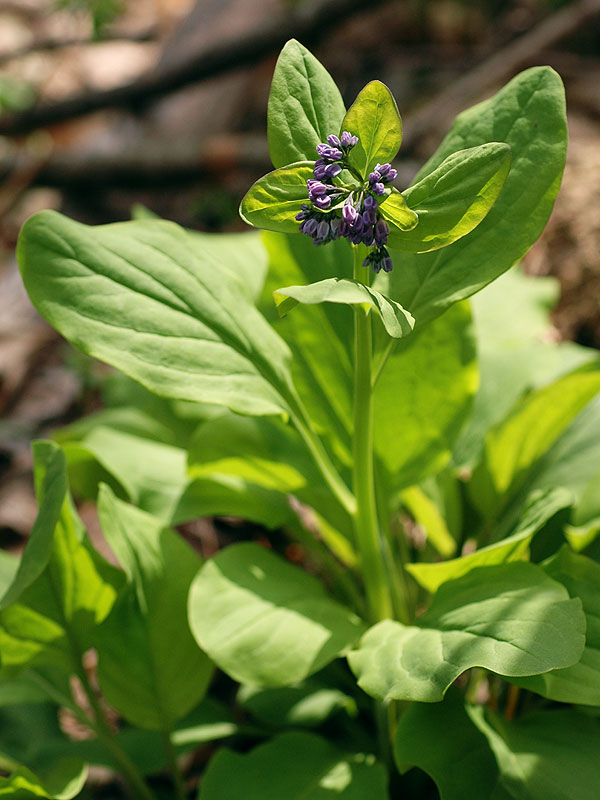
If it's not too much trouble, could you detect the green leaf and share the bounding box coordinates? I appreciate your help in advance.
[341,81,402,178]
[406,487,573,593]
[470,707,600,800]
[0,443,121,673]
[470,362,600,525]
[348,562,585,702]
[0,442,67,610]
[187,230,268,302]
[267,40,346,169]
[260,232,354,469]
[17,211,294,417]
[385,143,511,252]
[454,265,595,468]
[373,302,478,491]
[511,546,600,705]
[62,427,188,521]
[394,690,498,800]
[274,278,414,339]
[379,66,567,326]
[198,731,387,800]
[400,486,457,558]
[377,191,418,233]
[0,759,87,799]
[188,543,364,687]
[238,680,355,729]
[240,163,314,234]
[95,486,212,730]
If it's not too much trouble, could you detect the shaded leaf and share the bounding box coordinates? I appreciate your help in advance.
[0,759,86,799]
[188,543,364,687]
[198,732,387,800]
[95,486,212,730]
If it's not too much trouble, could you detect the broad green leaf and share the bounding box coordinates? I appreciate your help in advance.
[238,680,355,729]
[378,66,567,326]
[470,362,600,524]
[186,414,353,545]
[95,486,212,729]
[511,546,600,705]
[173,474,297,530]
[0,759,87,799]
[0,552,18,599]
[0,442,121,673]
[274,278,414,339]
[341,81,402,178]
[454,266,595,468]
[188,543,364,687]
[348,562,585,702]
[470,707,600,800]
[260,232,354,469]
[17,211,294,417]
[394,690,498,800]
[267,40,346,169]
[240,163,314,234]
[61,427,188,521]
[407,487,573,593]
[373,302,478,491]
[198,732,387,800]
[385,143,511,252]
[187,230,268,302]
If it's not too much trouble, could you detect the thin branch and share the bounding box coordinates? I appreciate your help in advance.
[0,0,390,137]
[402,0,600,154]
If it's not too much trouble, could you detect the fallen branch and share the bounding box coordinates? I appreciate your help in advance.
[0,0,389,137]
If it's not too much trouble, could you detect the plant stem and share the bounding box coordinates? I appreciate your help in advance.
[162,727,186,800]
[351,246,393,623]
[76,666,156,800]
[289,401,357,517]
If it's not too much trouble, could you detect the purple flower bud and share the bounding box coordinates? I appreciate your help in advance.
[364,194,378,210]
[296,210,308,221]
[363,208,376,226]
[349,229,363,245]
[373,182,385,196]
[340,131,358,149]
[313,195,332,210]
[324,162,342,179]
[382,255,393,272]
[353,213,365,233]
[316,143,343,161]
[329,217,341,239]
[369,171,381,185]
[375,163,390,177]
[374,218,390,246]
[386,168,398,182]
[302,218,318,236]
[313,163,327,180]
[342,202,358,224]
[362,230,375,247]
[372,259,382,274]
[339,220,349,237]
[307,179,328,196]
[362,255,372,268]
[327,134,341,148]
[316,220,330,241]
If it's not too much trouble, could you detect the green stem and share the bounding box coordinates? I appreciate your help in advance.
[289,401,356,517]
[162,727,186,800]
[351,247,392,623]
[76,667,156,800]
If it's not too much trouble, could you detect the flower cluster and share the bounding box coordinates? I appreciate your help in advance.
[295,132,398,273]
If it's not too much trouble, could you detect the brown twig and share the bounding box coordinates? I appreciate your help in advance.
[402,0,600,154]
[0,0,390,137]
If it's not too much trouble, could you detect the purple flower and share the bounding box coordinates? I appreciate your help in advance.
[316,143,343,161]
[374,218,389,246]
[340,131,359,149]
[327,134,341,147]
[342,201,358,225]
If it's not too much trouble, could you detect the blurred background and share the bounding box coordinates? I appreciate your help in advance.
[0,0,599,552]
